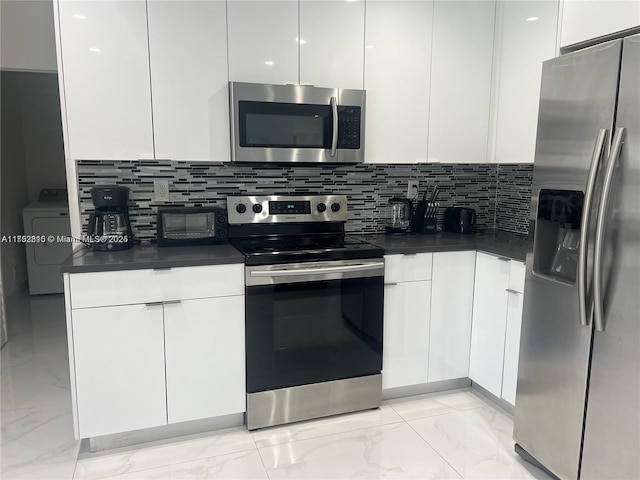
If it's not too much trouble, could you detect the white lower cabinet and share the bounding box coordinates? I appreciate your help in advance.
[67,264,245,439]
[469,253,526,405]
[164,296,245,424]
[383,280,431,389]
[382,253,433,390]
[428,251,476,382]
[501,288,524,405]
[73,304,167,438]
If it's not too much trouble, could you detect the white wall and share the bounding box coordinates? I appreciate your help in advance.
[1,0,58,72]
[1,73,30,297]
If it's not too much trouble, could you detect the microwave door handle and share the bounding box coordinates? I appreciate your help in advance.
[330,96,338,157]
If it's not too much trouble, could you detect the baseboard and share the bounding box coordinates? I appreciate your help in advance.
[382,378,471,400]
[470,381,515,415]
[83,413,244,453]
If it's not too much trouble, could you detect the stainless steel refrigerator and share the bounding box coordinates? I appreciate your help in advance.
[514,34,639,480]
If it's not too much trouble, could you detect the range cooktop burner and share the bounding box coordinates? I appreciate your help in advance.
[230,235,382,265]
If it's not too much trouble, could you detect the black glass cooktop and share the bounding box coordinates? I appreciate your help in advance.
[230,235,383,265]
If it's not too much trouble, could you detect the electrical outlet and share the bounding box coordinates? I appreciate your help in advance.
[154,179,170,202]
[406,180,419,199]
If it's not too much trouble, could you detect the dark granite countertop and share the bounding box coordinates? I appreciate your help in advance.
[61,243,245,274]
[359,230,531,262]
[62,230,530,274]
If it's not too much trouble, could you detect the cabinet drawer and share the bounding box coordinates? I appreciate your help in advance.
[70,264,244,309]
[385,253,433,283]
[509,261,526,294]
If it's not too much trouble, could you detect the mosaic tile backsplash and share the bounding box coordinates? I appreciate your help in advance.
[495,164,534,235]
[76,160,532,241]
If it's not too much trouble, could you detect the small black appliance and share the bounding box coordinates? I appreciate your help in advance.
[87,186,134,251]
[444,207,477,234]
[157,207,228,247]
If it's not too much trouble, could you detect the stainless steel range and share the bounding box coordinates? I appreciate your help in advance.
[227,194,384,430]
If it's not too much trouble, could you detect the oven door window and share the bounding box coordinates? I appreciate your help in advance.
[238,101,332,148]
[245,277,383,393]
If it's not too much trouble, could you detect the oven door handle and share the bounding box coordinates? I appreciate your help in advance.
[250,261,384,278]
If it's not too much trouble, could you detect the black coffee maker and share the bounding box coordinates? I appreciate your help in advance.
[87,186,134,251]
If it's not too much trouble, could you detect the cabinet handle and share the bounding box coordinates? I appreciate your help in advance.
[145,301,164,307]
[403,253,417,256]
[163,300,182,305]
[505,288,521,295]
[153,267,172,271]
[385,282,398,286]
[497,257,511,262]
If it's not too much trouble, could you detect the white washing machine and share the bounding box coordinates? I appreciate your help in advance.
[22,189,72,295]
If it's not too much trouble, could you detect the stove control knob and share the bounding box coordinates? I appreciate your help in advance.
[236,203,247,214]
[252,204,263,213]
[331,202,341,212]
[317,203,327,213]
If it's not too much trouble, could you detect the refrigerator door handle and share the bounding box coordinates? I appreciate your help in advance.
[593,127,626,332]
[578,128,609,327]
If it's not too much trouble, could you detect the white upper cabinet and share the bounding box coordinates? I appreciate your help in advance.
[428,0,495,163]
[560,0,640,48]
[492,0,558,164]
[147,0,230,162]
[364,0,433,163]
[57,0,154,160]
[227,0,298,85]
[299,0,365,89]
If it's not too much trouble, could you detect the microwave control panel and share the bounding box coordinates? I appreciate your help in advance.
[337,106,361,149]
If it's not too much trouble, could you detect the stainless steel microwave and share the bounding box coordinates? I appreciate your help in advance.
[229,82,365,164]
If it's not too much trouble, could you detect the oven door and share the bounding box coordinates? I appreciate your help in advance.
[230,82,364,164]
[245,259,384,394]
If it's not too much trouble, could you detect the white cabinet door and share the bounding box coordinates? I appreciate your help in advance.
[73,304,166,438]
[429,251,476,382]
[385,253,433,284]
[501,260,525,405]
[227,0,298,85]
[383,281,431,389]
[299,0,364,89]
[502,289,524,406]
[57,0,154,160]
[428,0,495,163]
[560,0,640,48]
[493,0,558,164]
[164,296,245,424]
[364,1,433,163]
[469,253,510,397]
[147,0,230,162]
[69,264,244,309]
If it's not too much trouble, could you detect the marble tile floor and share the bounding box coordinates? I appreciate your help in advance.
[1,291,552,480]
